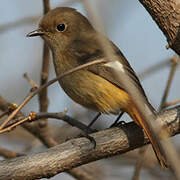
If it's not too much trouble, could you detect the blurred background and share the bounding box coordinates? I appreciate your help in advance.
[0,0,179,179]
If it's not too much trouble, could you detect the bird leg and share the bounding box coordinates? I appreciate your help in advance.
[110,111,125,127]
[87,112,101,128]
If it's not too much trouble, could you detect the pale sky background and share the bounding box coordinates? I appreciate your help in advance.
[0,0,179,179]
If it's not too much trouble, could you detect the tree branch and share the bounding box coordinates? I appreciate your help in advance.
[0,105,179,180]
[39,0,50,113]
[0,112,94,135]
[0,59,106,130]
[0,96,102,180]
[139,0,180,55]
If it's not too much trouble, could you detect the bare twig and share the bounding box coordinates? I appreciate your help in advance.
[138,59,171,79]
[39,43,50,112]
[159,56,180,110]
[0,112,93,135]
[165,99,180,108]
[32,0,51,156]
[0,105,179,180]
[0,90,36,130]
[132,147,147,180]
[0,104,18,120]
[0,95,57,148]
[0,115,33,134]
[0,59,106,131]
[43,0,50,14]
[23,73,38,88]
[39,0,50,113]
[35,112,94,133]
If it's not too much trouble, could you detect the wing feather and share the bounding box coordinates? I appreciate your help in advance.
[68,36,148,100]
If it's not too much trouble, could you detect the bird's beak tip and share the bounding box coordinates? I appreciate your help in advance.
[26,30,45,37]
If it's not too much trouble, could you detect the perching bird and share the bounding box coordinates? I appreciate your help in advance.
[27,7,166,168]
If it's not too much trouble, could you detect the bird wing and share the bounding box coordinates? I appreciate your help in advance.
[69,38,148,100]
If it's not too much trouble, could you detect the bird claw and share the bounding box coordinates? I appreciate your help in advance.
[83,134,96,149]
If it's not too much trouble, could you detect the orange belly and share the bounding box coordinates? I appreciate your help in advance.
[59,69,131,114]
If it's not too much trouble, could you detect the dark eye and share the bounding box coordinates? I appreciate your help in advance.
[57,24,66,32]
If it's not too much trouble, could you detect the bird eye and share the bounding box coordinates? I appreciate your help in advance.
[57,24,66,32]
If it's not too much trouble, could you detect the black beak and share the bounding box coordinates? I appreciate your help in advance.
[26,29,45,37]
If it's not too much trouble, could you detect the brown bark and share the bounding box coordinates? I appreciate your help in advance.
[139,0,180,55]
[0,106,179,180]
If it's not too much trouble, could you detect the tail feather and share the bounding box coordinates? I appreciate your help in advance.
[128,104,167,168]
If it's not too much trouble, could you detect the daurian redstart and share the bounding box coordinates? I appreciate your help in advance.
[27,7,166,168]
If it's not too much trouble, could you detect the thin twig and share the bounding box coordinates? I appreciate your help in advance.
[35,112,94,133]
[39,43,50,112]
[0,104,18,120]
[23,73,38,88]
[0,90,36,130]
[165,99,180,108]
[0,112,94,135]
[159,56,180,110]
[35,0,51,146]
[39,0,50,112]
[0,59,106,130]
[0,116,31,134]
[138,59,171,79]
[43,0,50,14]
[0,95,57,147]
[132,147,148,180]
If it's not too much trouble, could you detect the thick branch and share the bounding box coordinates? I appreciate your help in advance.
[139,0,180,55]
[0,106,179,180]
[0,96,102,180]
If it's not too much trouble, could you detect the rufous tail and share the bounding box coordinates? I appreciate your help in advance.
[128,104,167,168]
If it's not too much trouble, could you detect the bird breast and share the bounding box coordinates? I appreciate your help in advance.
[58,69,130,114]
